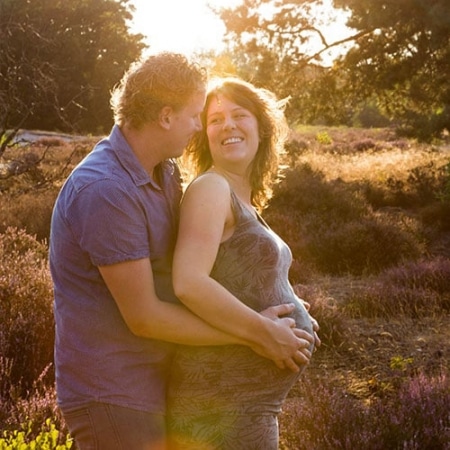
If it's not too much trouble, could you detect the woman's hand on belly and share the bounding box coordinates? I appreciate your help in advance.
[253,303,314,372]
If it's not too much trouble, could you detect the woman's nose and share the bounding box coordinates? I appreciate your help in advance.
[223,116,236,130]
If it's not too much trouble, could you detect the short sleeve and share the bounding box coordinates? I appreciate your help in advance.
[69,179,150,266]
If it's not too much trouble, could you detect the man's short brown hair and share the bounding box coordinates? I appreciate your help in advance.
[110,52,207,129]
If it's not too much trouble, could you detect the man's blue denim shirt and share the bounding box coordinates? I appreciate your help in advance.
[50,125,182,414]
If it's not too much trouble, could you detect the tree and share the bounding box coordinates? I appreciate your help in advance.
[334,0,450,140]
[0,0,145,137]
[0,1,60,162]
[215,0,361,125]
[0,0,145,184]
[216,0,450,139]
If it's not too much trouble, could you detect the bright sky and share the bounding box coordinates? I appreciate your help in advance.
[128,0,242,56]
[128,0,352,61]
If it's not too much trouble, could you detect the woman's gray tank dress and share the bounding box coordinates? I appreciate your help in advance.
[167,185,314,450]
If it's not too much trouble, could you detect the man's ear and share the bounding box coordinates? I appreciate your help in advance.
[159,106,173,130]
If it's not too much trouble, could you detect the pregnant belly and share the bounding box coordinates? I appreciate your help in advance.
[168,343,303,416]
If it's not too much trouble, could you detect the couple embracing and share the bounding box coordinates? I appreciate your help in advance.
[50,52,319,450]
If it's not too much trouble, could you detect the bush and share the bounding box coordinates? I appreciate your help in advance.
[381,257,450,294]
[299,215,422,275]
[268,166,423,275]
[344,258,450,318]
[280,372,450,449]
[0,228,54,403]
[272,164,368,223]
[364,161,450,210]
[0,417,72,449]
[352,138,377,152]
[421,200,450,232]
[1,369,66,436]
[346,285,444,319]
[0,189,58,242]
[370,372,450,449]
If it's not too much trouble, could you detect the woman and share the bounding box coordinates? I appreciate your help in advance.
[167,78,318,449]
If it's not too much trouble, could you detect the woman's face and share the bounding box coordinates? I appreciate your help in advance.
[205,94,259,173]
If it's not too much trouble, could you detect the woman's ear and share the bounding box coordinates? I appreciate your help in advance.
[159,106,173,130]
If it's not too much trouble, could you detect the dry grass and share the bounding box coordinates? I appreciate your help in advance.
[290,126,449,184]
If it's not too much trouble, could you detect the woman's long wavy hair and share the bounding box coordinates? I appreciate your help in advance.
[182,77,290,212]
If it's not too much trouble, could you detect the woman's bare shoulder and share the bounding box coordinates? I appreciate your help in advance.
[186,171,230,195]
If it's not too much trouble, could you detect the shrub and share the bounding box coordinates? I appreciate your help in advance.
[315,131,333,145]
[344,258,450,318]
[300,215,422,275]
[0,189,59,241]
[406,162,447,205]
[0,417,72,449]
[437,161,450,202]
[367,161,450,210]
[285,138,309,165]
[421,199,450,232]
[1,368,67,439]
[370,372,450,449]
[280,379,368,449]
[0,228,54,402]
[352,138,377,152]
[36,137,67,147]
[269,164,423,275]
[381,257,450,294]
[361,159,450,213]
[345,285,444,319]
[272,164,368,223]
[279,372,450,449]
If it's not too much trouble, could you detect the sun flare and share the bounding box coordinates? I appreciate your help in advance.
[129,0,351,63]
[129,0,242,56]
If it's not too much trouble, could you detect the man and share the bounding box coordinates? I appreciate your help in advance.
[50,52,314,449]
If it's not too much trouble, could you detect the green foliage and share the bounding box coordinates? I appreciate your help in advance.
[334,0,450,141]
[390,356,414,372]
[0,418,72,450]
[218,0,450,140]
[0,0,146,134]
[353,101,391,128]
[315,131,333,145]
[216,0,358,126]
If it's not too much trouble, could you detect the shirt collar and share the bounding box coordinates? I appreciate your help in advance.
[109,124,161,190]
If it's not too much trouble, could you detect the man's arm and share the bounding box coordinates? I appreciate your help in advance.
[99,257,312,371]
[99,258,244,346]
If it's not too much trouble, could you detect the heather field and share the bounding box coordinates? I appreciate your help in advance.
[1,127,449,449]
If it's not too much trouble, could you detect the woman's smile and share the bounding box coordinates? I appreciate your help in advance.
[221,136,244,145]
[207,95,260,168]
